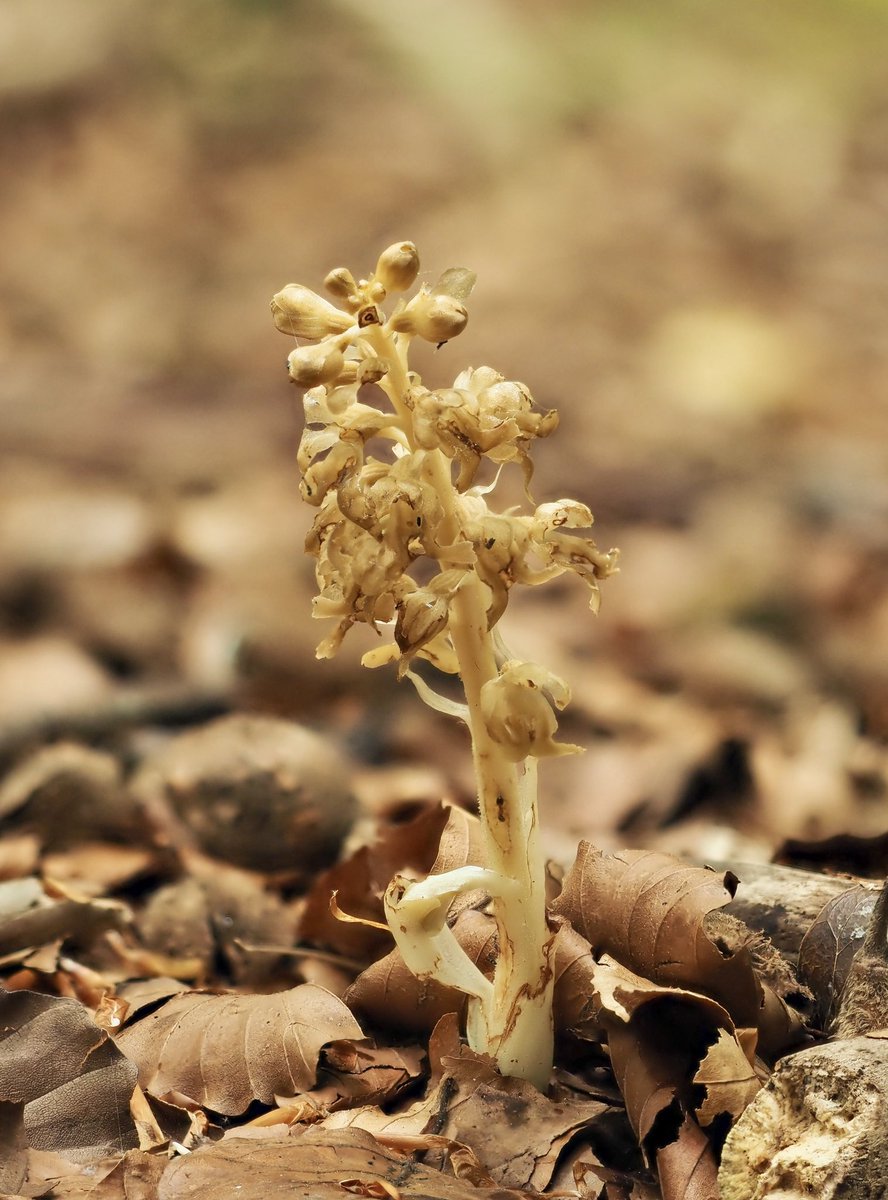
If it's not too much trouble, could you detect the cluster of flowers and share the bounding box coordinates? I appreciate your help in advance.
[272,242,618,759]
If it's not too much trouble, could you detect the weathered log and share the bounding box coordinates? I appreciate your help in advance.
[718,1034,888,1200]
[718,860,873,961]
[720,879,888,1199]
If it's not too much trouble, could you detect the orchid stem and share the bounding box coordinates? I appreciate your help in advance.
[381,336,554,1089]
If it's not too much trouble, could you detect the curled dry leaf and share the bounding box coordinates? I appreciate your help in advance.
[693,1030,763,1128]
[113,982,364,1115]
[0,990,138,1162]
[655,1115,720,1200]
[553,844,805,1052]
[553,924,760,1178]
[552,845,759,1023]
[603,987,747,1171]
[157,1125,531,1200]
[298,1041,426,1113]
[797,881,880,1029]
[299,842,394,963]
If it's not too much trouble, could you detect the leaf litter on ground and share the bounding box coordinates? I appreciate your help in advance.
[0,753,875,1199]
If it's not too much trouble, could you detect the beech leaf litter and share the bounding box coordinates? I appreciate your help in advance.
[2,745,885,1200]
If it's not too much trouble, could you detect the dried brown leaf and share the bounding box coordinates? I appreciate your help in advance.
[427,806,485,876]
[103,931,204,984]
[319,1082,445,1141]
[797,881,880,1028]
[0,1100,27,1194]
[0,833,40,881]
[568,954,759,1172]
[24,1149,168,1200]
[137,863,298,987]
[438,1055,610,1192]
[25,1039,140,1163]
[115,976,190,1020]
[586,1166,660,1200]
[74,1150,168,1200]
[607,1015,685,1160]
[325,1038,611,1194]
[157,1125,531,1199]
[553,917,756,1061]
[304,1041,426,1112]
[0,991,138,1163]
[299,843,391,962]
[136,878,214,972]
[41,843,158,898]
[655,1116,720,1200]
[596,956,738,1036]
[553,845,761,1025]
[693,1030,762,1127]
[113,982,363,1115]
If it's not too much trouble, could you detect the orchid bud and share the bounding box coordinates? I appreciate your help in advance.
[390,291,468,344]
[271,284,355,339]
[323,267,359,305]
[287,341,345,387]
[333,360,359,385]
[374,241,420,294]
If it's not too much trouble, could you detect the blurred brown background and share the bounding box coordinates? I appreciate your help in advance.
[3,0,888,858]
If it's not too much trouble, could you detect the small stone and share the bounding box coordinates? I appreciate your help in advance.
[0,636,112,726]
[132,714,356,875]
[0,742,140,847]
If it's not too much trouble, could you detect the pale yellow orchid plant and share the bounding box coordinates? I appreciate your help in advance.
[272,242,618,1088]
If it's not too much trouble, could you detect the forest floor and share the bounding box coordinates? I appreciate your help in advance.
[2,4,888,1197]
